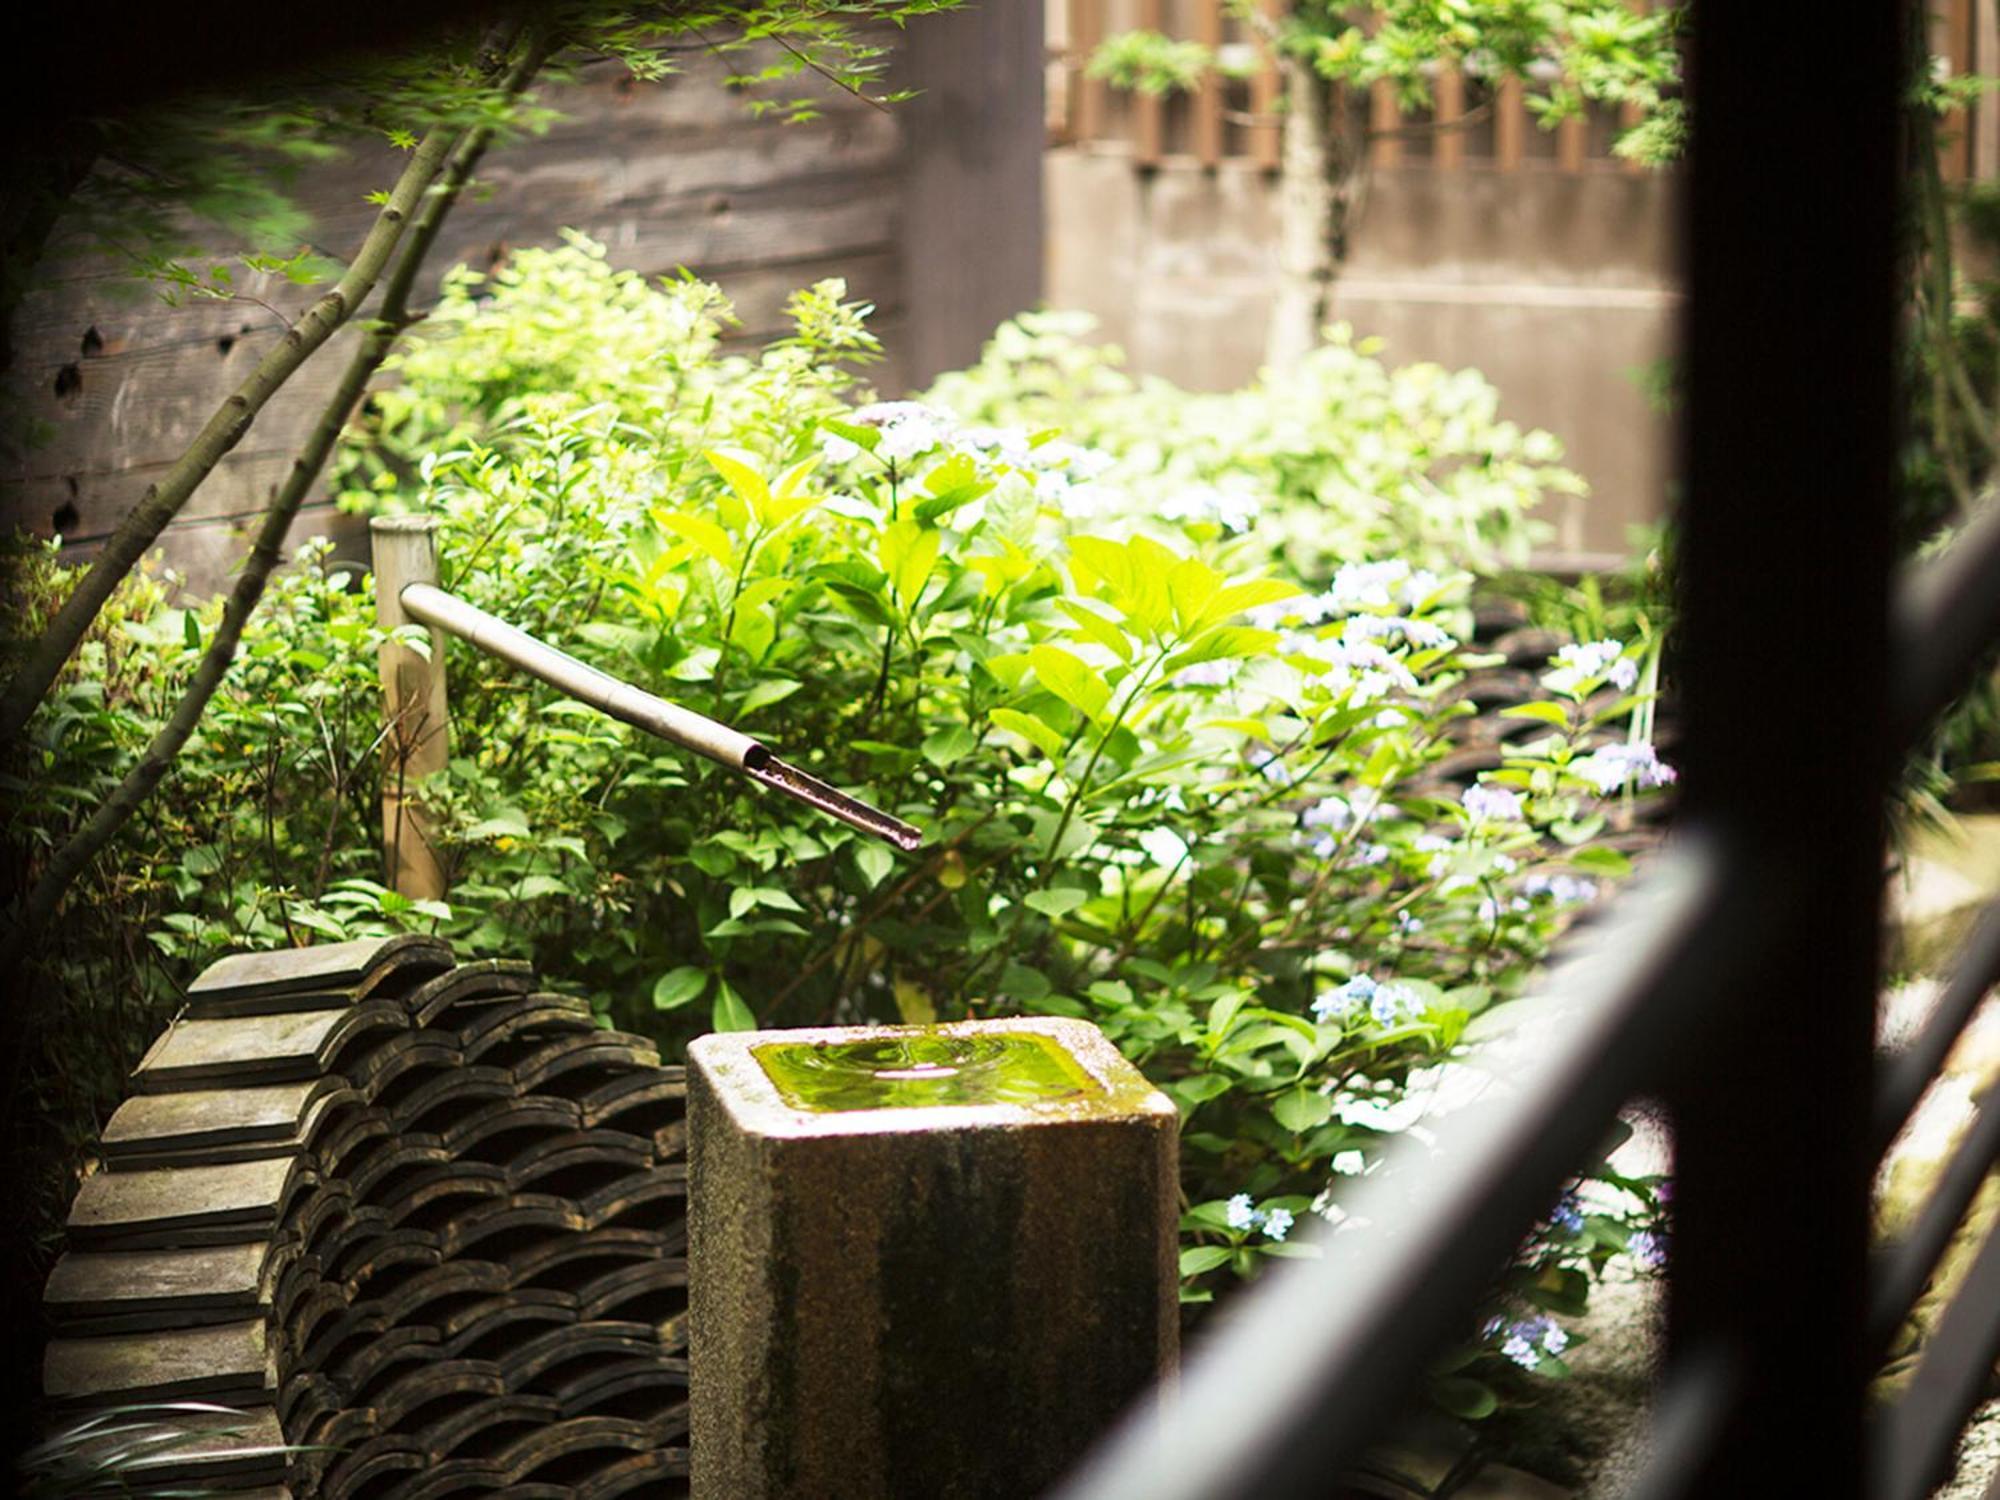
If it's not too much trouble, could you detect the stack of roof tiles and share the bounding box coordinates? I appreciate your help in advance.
[42,935,692,1499]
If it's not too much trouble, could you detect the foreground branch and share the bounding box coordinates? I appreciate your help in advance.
[0,32,551,985]
[0,123,459,746]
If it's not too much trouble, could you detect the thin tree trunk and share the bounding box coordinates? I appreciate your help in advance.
[0,31,550,985]
[0,124,459,748]
[1264,55,1337,372]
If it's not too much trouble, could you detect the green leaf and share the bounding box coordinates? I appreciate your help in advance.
[854,842,894,889]
[1272,1087,1334,1134]
[739,678,803,716]
[656,509,735,566]
[1166,555,1224,632]
[990,706,1068,761]
[1164,626,1278,675]
[652,967,709,1011]
[712,981,758,1033]
[1568,846,1633,877]
[880,518,942,608]
[183,611,201,651]
[1028,644,1111,723]
[1055,599,1135,663]
[705,447,770,529]
[820,416,880,453]
[1502,702,1572,727]
[1205,576,1299,625]
[1179,1246,1234,1277]
[921,724,977,768]
[1024,887,1088,918]
[1432,1378,1499,1421]
[924,452,978,497]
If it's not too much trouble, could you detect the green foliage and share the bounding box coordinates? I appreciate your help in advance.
[1090,2,1685,161]
[10,240,1672,1416]
[1087,31,1223,96]
[928,309,1583,573]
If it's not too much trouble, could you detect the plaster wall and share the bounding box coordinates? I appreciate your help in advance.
[1046,147,1682,558]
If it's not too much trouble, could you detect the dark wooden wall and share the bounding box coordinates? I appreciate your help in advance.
[2,9,1043,593]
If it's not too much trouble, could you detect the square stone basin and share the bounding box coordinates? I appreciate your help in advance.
[687,1016,1178,1499]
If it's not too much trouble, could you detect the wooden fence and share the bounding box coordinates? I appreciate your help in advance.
[1050,0,1996,180]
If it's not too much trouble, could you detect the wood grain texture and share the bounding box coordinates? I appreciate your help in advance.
[1,40,947,590]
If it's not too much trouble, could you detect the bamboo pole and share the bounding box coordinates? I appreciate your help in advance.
[373,516,449,900]
[395,582,923,851]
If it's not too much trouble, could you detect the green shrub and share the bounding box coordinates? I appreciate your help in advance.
[8,237,1670,1421]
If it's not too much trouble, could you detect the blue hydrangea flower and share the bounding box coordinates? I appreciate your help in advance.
[1313,974,1377,1023]
[1301,795,1351,831]
[1263,1208,1295,1242]
[1370,981,1422,1026]
[1226,1193,1260,1231]
[1493,1313,1569,1369]
[1548,1193,1585,1235]
[1628,1228,1667,1268]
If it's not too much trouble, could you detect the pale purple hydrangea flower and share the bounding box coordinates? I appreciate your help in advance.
[819,429,864,464]
[1521,872,1601,905]
[1463,783,1524,822]
[1249,748,1293,785]
[1160,480,1262,533]
[1489,1313,1570,1370]
[1299,796,1351,857]
[1302,795,1351,831]
[1173,659,1238,689]
[1327,560,1412,614]
[1225,1193,1259,1230]
[1548,1193,1585,1235]
[961,424,1034,466]
[1628,1228,1667,1268]
[1571,741,1677,794]
[1262,1207,1295,1242]
[853,400,953,463]
[1544,639,1640,696]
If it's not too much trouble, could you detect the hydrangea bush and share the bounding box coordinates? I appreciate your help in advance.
[10,238,1672,1423]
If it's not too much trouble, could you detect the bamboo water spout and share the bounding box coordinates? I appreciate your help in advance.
[394,580,924,853]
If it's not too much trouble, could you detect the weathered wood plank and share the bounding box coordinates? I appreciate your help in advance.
[66,1156,301,1245]
[102,1080,341,1158]
[44,1242,272,1322]
[189,934,451,1007]
[134,1004,406,1093]
[43,1320,273,1402]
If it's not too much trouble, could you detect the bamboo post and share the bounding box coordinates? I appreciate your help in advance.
[1250,0,1282,170]
[1133,0,1166,165]
[372,515,449,901]
[1193,0,1223,167]
[1369,80,1402,168]
[1435,64,1465,170]
[1496,76,1526,171]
